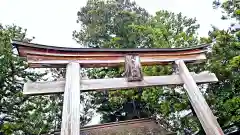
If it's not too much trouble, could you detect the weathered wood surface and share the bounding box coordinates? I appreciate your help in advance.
[27,53,206,68]
[123,54,143,82]
[13,40,208,52]
[13,40,209,68]
[60,62,80,135]
[176,60,224,135]
[47,118,176,135]
[23,72,218,95]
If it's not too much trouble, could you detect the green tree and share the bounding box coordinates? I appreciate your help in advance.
[73,0,150,48]
[128,10,199,48]
[73,0,202,133]
[0,24,62,135]
[194,0,240,133]
[198,27,240,134]
[213,0,240,20]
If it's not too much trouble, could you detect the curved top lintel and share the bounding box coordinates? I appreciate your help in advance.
[12,40,209,68]
[12,40,209,53]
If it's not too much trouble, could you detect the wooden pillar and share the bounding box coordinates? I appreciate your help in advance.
[61,62,80,135]
[175,60,224,135]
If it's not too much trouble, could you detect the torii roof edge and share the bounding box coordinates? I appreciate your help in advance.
[12,40,210,68]
[46,118,176,135]
[12,40,209,53]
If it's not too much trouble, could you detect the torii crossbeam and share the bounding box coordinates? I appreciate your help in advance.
[13,40,224,135]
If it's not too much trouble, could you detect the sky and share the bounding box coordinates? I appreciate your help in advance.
[0,0,232,48]
[0,0,232,125]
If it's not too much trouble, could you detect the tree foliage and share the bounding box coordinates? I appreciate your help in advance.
[73,0,150,48]
[0,24,63,135]
[0,0,239,134]
[73,0,240,134]
[74,0,203,133]
[213,0,240,20]
[198,0,240,133]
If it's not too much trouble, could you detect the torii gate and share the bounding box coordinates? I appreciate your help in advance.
[13,40,224,135]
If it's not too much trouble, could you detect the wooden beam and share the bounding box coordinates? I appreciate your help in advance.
[13,40,209,68]
[175,60,224,135]
[27,53,206,68]
[23,72,218,95]
[61,62,80,135]
[13,40,209,54]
